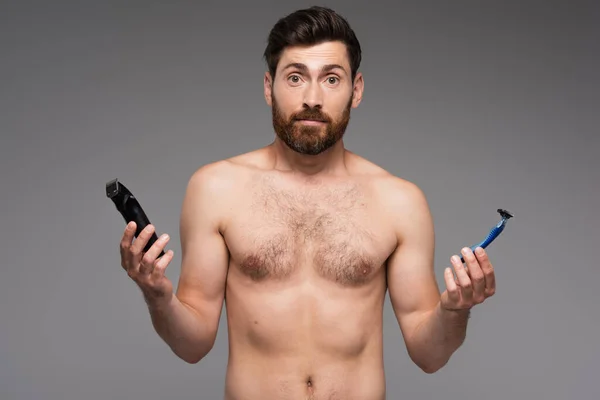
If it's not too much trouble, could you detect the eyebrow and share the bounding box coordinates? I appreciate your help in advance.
[282,62,347,75]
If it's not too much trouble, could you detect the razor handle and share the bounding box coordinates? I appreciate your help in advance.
[106,178,165,257]
[460,209,513,263]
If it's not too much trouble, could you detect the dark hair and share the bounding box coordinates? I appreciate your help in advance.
[263,6,362,81]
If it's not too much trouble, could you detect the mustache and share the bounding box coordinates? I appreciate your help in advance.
[291,108,331,122]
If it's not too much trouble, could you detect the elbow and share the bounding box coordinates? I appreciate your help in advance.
[419,362,445,374]
[178,344,213,364]
[180,346,209,364]
[181,354,204,364]
[173,334,217,365]
[407,348,450,374]
[180,355,200,364]
[410,354,446,374]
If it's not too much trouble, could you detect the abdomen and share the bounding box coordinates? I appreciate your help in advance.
[223,269,387,399]
[224,348,386,400]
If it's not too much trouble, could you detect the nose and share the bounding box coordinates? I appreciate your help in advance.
[303,82,323,109]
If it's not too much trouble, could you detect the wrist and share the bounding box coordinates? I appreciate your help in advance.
[145,292,175,312]
[437,301,471,321]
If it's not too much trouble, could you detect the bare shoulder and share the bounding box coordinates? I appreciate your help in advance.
[348,151,429,209]
[185,148,266,193]
[374,174,429,213]
[182,149,268,225]
[184,159,237,212]
[348,152,433,237]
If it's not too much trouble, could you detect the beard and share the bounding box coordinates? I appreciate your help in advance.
[271,94,352,156]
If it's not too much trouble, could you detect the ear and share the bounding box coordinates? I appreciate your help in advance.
[351,72,364,108]
[264,71,273,106]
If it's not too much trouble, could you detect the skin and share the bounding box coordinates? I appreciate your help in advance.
[120,41,497,399]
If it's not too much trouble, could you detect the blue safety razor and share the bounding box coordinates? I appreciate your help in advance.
[460,208,513,263]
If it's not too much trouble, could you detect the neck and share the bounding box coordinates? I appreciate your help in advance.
[268,137,349,177]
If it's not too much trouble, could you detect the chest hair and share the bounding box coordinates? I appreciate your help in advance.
[237,175,382,286]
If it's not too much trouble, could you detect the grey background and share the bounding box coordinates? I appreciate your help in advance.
[1,0,598,399]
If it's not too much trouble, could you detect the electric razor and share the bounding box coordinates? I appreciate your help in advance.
[106,178,165,257]
[460,208,513,263]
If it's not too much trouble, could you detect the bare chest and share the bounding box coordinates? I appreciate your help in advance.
[224,177,396,287]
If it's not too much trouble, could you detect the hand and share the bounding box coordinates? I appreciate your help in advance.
[440,247,496,312]
[120,222,175,307]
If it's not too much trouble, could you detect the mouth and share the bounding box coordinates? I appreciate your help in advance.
[296,119,327,125]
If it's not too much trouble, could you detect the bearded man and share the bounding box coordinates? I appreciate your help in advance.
[118,6,497,400]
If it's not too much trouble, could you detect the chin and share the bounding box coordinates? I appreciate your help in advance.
[290,138,339,156]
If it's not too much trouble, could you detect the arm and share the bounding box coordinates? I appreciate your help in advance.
[385,180,469,373]
[149,162,230,364]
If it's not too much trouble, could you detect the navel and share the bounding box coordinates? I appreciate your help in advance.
[306,375,313,390]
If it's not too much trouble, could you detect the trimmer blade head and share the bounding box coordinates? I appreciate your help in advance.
[497,208,514,219]
[106,178,120,198]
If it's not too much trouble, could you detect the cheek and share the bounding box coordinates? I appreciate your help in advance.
[274,87,300,107]
[274,96,301,118]
[330,97,352,116]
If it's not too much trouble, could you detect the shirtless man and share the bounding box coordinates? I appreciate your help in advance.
[119,6,497,399]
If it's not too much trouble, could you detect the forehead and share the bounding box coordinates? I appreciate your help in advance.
[277,41,350,74]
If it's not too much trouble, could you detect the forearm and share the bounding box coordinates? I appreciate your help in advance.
[146,294,215,364]
[407,302,470,373]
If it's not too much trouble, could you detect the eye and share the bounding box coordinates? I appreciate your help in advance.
[288,74,301,84]
[326,76,340,85]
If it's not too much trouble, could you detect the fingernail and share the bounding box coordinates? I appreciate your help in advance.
[452,255,460,263]
[475,247,484,255]
[161,234,169,240]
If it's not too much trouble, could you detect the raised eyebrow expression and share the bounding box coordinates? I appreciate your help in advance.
[282,63,347,78]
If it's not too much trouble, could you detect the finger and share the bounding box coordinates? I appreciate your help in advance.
[475,247,496,297]
[130,224,155,261]
[444,267,461,305]
[119,222,137,269]
[152,249,174,279]
[140,234,170,275]
[120,221,137,248]
[452,254,472,306]
[462,247,486,304]
[131,225,156,276]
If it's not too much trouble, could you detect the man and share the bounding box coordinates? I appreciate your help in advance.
[119,6,496,399]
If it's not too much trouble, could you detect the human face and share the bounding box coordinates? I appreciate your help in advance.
[264,41,363,156]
